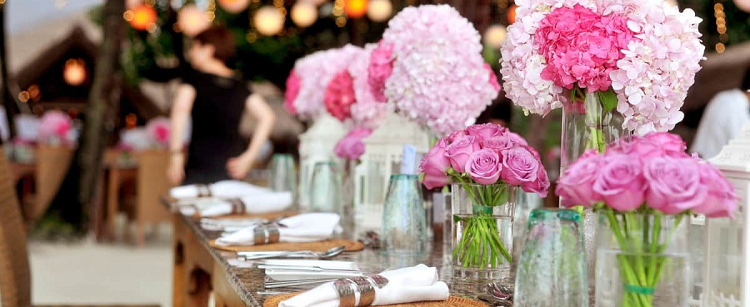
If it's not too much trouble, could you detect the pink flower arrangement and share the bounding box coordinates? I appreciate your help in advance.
[557,132,736,217]
[368,5,500,136]
[284,70,301,115]
[419,123,549,197]
[38,110,73,145]
[500,0,704,134]
[324,71,356,121]
[285,45,363,120]
[145,117,171,148]
[334,128,372,160]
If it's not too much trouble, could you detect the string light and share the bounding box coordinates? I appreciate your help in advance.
[127,4,158,31]
[291,2,318,27]
[178,5,211,36]
[254,5,285,36]
[333,0,347,27]
[484,24,507,48]
[344,0,368,18]
[367,0,392,22]
[714,0,727,52]
[507,4,518,24]
[64,59,87,86]
[18,91,30,103]
[218,0,250,13]
[207,0,217,22]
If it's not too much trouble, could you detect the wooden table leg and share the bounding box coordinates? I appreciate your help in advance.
[107,167,120,241]
[213,262,247,307]
[173,214,214,307]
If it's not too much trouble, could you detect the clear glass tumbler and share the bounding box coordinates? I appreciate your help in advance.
[269,154,297,201]
[381,174,427,255]
[309,161,343,215]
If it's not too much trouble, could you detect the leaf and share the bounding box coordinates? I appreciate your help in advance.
[600,89,618,113]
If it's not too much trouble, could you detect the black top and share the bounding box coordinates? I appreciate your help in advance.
[182,67,250,184]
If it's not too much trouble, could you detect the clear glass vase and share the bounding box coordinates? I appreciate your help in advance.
[451,183,517,285]
[381,174,427,255]
[309,161,343,215]
[515,208,589,307]
[560,90,630,288]
[595,210,690,307]
[269,154,298,205]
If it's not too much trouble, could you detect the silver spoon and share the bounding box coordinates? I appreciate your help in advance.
[242,246,346,260]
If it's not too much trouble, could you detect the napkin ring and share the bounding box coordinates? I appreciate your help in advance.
[334,275,389,307]
[334,279,356,307]
[253,225,280,245]
[349,277,375,307]
[228,198,246,214]
[196,184,212,197]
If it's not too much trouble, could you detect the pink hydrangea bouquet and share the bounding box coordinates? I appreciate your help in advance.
[145,117,171,149]
[420,123,549,268]
[500,0,704,137]
[284,45,364,120]
[368,5,500,136]
[38,110,74,146]
[557,132,737,307]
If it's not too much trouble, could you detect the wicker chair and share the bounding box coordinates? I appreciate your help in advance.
[0,148,159,307]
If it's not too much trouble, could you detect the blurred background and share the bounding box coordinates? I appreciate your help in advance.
[1,0,749,306]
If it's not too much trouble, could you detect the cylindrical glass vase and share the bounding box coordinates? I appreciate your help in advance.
[451,183,517,285]
[381,174,427,255]
[560,91,630,287]
[595,210,690,307]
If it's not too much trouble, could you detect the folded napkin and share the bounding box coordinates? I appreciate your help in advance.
[179,192,293,217]
[170,180,270,199]
[279,264,449,307]
[216,213,341,246]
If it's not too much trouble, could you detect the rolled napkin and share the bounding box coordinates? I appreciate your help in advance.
[170,180,270,199]
[179,192,293,217]
[279,264,449,307]
[216,213,340,246]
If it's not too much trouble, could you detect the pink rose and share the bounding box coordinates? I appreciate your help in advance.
[500,146,540,186]
[593,154,647,212]
[640,132,689,158]
[482,135,515,152]
[693,163,738,218]
[465,149,502,185]
[284,70,301,115]
[445,135,480,173]
[505,132,529,147]
[643,156,707,214]
[467,123,507,141]
[419,138,452,190]
[556,153,603,207]
[367,41,394,103]
[523,165,550,197]
[446,129,468,144]
[334,128,372,160]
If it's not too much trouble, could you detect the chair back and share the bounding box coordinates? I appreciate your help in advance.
[34,145,74,220]
[136,149,172,223]
[0,148,32,307]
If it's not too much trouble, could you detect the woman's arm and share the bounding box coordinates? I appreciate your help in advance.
[227,93,276,179]
[167,84,196,185]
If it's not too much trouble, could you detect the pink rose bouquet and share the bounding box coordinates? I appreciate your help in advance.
[419,123,549,269]
[38,110,74,146]
[501,0,704,136]
[557,132,737,307]
[368,5,500,136]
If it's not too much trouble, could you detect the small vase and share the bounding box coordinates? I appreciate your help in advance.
[560,90,630,287]
[451,183,517,285]
[381,174,427,255]
[595,210,690,307]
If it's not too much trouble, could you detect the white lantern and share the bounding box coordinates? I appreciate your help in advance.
[63,59,86,86]
[366,0,392,22]
[701,123,750,307]
[254,6,285,36]
[353,113,431,232]
[291,2,318,28]
[178,5,211,37]
[483,24,507,49]
[298,114,347,209]
[735,0,750,13]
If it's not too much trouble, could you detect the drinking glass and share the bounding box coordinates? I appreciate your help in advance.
[514,208,588,307]
[309,161,343,215]
[381,174,427,254]
[269,154,297,200]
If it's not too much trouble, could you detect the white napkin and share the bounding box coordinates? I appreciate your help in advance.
[179,192,293,217]
[279,264,449,307]
[216,213,341,246]
[170,180,270,199]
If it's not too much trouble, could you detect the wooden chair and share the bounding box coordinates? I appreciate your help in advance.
[132,149,172,246]
[32,145,74,221]
[0,148,160,307]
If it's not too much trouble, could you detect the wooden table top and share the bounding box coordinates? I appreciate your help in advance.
[163,197,488,307]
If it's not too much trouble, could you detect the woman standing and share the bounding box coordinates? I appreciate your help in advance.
[168,26,275,185]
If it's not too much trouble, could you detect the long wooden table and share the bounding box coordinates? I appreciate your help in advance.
[165,199,486,307]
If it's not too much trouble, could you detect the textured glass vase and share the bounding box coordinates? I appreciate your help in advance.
[560,91,630,287]
[309,161,343,215]
[595,211,690,307]
[451,183,517,285]
[515,208,588,307]
[381,174,427,255]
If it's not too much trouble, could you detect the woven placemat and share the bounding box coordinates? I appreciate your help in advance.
[210,239,365,253]
[263,293,489,307]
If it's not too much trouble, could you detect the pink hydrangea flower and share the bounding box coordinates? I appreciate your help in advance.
[146,116,171,148]
[39,110,73,145]
[368,41,394,103]
[284,70,301,115]
[334,128,372,160]
[325,70,356,122]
